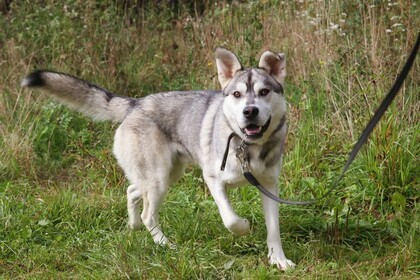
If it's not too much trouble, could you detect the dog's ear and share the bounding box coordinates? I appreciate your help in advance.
[215,48,243,90]
[258,51,286,86]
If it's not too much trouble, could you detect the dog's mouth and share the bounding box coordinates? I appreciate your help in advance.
[241,117,271,139]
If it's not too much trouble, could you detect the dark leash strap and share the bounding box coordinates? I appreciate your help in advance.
[221,134,316,205]
[220,132,236,171]
[220,34,419,205]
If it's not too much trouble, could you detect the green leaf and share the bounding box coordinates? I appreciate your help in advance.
[38,219,50,226]
[391,192,406,211]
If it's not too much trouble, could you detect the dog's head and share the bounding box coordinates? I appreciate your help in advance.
[216,48,287,144]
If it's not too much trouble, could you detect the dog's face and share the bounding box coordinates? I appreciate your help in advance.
[216,48,287,143]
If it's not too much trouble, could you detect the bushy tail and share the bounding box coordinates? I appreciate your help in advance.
[21,70,136,122]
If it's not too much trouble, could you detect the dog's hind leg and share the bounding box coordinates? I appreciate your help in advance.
[127,184,143,229]
[125,169,174,246]
[140,157,185,246]
[114,123,171,245]
[140,172,173,246]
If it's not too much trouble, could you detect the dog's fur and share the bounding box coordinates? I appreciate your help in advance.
[22,48,295,269]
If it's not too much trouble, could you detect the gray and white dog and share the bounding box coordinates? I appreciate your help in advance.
[22,48,295,269]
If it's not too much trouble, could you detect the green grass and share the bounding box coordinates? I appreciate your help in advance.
[0,1,418,279]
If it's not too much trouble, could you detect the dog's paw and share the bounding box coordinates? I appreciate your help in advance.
[127,212,142,230]
[156,237,177,250]
[167,242,177,250]
[268,255,296,271]
[225,218,251,236]
[128,223,141,230]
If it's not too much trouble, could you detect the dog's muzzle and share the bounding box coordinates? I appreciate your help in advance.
[241,117,271,140]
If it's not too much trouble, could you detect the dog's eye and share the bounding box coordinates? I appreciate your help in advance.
[259,88,270,96]
[232,91,241,98]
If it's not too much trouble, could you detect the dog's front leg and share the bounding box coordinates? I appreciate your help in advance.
[204,176,250,236]
[261,182,296,270]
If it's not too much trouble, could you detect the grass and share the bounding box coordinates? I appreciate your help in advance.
[0,0,418,279]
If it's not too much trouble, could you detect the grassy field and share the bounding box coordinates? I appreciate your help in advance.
[0,0,418,279]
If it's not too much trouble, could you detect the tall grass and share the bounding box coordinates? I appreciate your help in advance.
[0,1,418,278]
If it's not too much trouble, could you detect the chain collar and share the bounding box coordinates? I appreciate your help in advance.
[235,139,250,173]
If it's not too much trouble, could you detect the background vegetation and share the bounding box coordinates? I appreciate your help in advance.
[0,0,418,278]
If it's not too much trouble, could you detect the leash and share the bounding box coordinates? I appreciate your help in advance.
[220,34,419,205]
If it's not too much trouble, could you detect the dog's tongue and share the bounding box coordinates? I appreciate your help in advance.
[245,125,262,135]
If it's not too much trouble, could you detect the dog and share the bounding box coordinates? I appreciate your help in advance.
[22,48,295,270]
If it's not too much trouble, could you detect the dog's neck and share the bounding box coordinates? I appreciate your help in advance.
[219,115,286,172]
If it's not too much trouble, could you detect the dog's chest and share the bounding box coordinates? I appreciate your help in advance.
[219,145,279,187]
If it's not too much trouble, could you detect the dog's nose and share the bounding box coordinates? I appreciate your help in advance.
[243,106,259,120]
